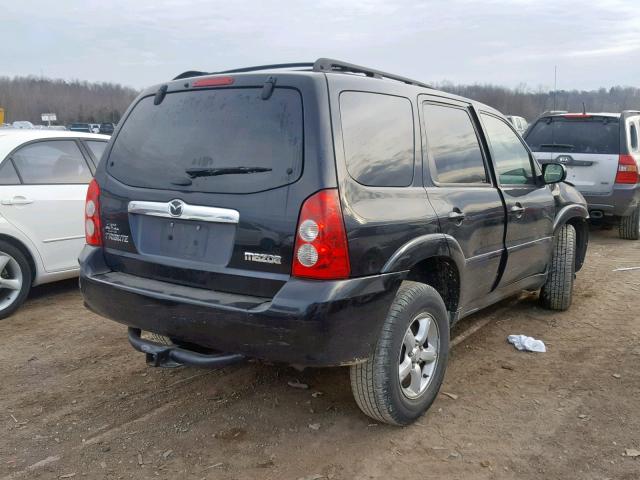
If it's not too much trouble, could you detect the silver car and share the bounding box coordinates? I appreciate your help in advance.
[525,111,640,239]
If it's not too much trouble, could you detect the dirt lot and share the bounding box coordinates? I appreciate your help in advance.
[1,228,639,480]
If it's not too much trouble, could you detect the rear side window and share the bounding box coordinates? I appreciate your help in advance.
[422,103,487,184]
[107,88,303,194]
[340,92,414,187]
[12,140,92,184]
[630,123,638,152]
[525,116,620,154]
[0,160,20,185]
[86,140,107,163]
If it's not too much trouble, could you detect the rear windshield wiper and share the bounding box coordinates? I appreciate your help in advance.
[185,166,272,179]
[539,143,574,150]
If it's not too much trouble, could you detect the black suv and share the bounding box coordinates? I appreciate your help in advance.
[80,59,589,426]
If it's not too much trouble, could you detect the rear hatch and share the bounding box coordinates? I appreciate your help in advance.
[97,73,332,299]
[525,115,621,196]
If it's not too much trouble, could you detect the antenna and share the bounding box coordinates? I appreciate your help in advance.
[553,65,557,111]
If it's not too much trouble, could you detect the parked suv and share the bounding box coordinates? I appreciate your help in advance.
[525,111,640,239]
[79,59,589,425]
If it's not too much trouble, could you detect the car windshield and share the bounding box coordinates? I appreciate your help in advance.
[525,116,620,154]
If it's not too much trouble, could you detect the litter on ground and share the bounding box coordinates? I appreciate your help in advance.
[507,335,546,353]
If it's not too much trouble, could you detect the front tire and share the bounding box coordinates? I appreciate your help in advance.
[350,281,449,426]
[540,223,576,311]
[619,205,640,240]
[0,241,32,320]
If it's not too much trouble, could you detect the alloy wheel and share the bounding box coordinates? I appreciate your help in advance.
[0,252,23,311]
[398,312,440,399]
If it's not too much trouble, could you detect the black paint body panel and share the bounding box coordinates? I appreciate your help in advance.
[80,68,589,366]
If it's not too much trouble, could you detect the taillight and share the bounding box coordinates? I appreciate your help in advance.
[292,189,350,280]
[615,154,639,184]
[85,179,102,246]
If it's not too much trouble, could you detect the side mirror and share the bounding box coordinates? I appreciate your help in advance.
[542,162,567,184]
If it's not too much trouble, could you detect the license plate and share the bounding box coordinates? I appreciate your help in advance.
[159,220,208,259]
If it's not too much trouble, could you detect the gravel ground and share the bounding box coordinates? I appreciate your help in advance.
[1,227,639,480]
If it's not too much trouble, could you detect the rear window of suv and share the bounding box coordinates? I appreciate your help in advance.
[106,88,303,194]
[525,116,620,154]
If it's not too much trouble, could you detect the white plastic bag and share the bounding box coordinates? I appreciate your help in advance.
[507,334,546,353]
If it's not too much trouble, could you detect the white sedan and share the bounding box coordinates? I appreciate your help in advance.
[0,129,109,318]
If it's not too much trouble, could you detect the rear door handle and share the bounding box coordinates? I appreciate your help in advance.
[448,208,466,223]
[510,203,525,218]
[1,196,34,206]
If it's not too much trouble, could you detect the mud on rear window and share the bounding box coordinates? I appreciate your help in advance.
[525,116,620,155]
[106,87,303,194]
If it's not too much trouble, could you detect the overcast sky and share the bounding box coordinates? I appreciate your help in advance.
[3,0,639,91]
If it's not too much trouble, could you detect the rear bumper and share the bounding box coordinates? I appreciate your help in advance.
[79,246,405,366]
[583,184,640,217]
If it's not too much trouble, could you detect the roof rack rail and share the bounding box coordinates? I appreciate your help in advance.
[216,62,314,74]
[312,58,431,88]
[173,63,314,80]
[172,58,432,88]
[173,70,210,80]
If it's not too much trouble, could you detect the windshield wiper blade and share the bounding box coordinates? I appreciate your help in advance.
[540,143,574,149]
[185,166,272,179]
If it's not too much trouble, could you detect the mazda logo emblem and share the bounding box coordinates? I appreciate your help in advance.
[169,199,184,217]
[556,155,572,164]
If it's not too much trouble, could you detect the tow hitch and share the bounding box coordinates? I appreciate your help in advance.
[127,328,245,369]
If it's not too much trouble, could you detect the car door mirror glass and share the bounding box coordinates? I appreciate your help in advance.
[542,163,566,184]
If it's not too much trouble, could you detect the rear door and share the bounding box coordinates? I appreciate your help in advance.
[420,98,506,303]
[480,113,555,287]
[98,75,329,299]
[525,115,620,196]
[0,139,92,272]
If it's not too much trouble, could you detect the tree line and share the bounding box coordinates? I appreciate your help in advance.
[0,76,138,125]
[1,75,639,126]
[438,83,640,120]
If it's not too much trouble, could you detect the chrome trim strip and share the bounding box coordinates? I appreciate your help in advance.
[465,248,504,265]
[43,234,85,243]
[128,200,239,224]
[506,236,553,252]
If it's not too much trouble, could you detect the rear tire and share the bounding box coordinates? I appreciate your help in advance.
[619,205,640,240]
[540,223,576,311]
[0,241,32,320]
[350,281,449,426]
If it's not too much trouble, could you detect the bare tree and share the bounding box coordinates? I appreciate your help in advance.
[0,76,138,125]
[437,83,640,120]
[1,75,639,126]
